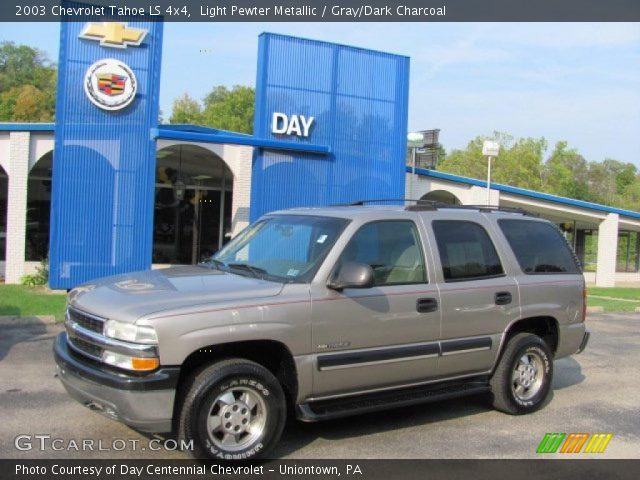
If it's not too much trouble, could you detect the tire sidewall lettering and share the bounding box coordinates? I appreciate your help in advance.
[221,378,270,397]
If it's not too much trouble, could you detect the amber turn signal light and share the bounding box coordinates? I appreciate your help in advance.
[131,357,160,371]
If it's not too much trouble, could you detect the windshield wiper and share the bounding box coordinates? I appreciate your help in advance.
[201,258,226,270]
[210,259,226,269]
[227,263,268,279]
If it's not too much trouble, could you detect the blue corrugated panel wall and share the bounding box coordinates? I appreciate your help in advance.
[49,12,163,289]
[250,33,410,221]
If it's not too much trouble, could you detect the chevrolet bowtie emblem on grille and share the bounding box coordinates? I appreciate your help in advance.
[79,22,147,49]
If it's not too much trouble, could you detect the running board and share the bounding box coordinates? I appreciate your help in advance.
[297,376,490,422]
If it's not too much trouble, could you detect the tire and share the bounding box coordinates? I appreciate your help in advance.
[177,358,286,460]
[489,333,553,415]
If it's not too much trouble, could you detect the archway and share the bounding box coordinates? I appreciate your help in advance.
[154,144,234,264]
[0,165,7,264]
[26,151,53,261]
[420,189,461,205]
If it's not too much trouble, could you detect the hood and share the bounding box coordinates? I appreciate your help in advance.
[68,266,284,322]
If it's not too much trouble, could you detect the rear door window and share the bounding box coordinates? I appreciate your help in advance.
[498,219,581,274]
[432,220,504,282]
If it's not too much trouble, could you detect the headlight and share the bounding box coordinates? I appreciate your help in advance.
[103,320,158,344]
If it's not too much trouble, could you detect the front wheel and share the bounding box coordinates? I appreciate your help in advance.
[178,359,286,460]
[490,333,553,415]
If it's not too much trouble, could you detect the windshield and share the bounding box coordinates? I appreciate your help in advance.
[210,215,349,282]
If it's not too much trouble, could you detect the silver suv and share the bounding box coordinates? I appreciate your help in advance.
[54,203,590,460]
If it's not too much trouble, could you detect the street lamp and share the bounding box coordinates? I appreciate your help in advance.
[482,140,500,206]
[407,130,440,201]
[407,132,422,200]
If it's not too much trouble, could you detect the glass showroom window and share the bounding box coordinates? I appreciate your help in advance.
[25,152,53,261]
[154,145,234,265]
[0,165,7,262]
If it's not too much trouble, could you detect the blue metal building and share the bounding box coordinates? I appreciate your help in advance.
[44,23,410,289]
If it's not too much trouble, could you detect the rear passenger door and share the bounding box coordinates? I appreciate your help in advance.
[427,218,520,377]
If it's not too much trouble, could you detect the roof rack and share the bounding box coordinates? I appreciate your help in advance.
[331,198,537,217]
[331,198,435,207]
[406,203,537,216]
[330,198,416,207]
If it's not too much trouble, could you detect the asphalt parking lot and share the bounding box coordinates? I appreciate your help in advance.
[1,313,638,459]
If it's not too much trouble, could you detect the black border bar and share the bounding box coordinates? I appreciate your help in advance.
[2,0,640,22]
[3,459,639,480]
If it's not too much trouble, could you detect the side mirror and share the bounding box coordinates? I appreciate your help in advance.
[328,261,375,291]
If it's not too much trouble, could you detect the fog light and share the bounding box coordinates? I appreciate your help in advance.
[102,351,159,371]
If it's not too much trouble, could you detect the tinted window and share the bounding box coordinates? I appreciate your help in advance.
[432,221,504,282]
[339,221,427,286]
[499,220,581,274]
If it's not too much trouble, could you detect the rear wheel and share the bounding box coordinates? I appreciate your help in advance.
[178,359,286,460]
[490,333,553,414]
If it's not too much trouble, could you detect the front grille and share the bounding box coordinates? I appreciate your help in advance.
[64,308,158,368]
[68,307,105,333]
[68,335,103,360]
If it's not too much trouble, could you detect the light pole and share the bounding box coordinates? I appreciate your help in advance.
[407,130,440,202]
[407,131,423,200]
[482,140,500,206]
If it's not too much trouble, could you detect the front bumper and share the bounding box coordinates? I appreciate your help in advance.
[53,332,179,433]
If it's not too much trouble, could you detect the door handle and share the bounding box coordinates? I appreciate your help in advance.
[495,291,512,305]
[417,297,438,313]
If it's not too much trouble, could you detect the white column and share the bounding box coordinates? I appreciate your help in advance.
[405,173,428,201]
[223,145,253,235]
[5,131,30,284]
[595,213,619,287]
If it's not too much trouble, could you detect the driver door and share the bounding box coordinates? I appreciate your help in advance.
[310,220,441,397]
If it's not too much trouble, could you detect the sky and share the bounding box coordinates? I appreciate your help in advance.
[2,22,639,166]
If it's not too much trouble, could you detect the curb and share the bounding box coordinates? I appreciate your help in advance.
[586,306,604,313]
[0,315,57,326]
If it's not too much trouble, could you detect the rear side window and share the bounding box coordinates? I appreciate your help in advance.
[432,220,504,282]
[498,219,581,274]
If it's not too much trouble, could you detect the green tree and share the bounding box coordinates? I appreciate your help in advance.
[201,85,254,134]
[169,86,255,133]
[542,141,590,200]
[493,136,546,190]
[437,136,486,179]
[437,133,640,211]
[169,93,203,124]
[586,159,637,206]
[620,178,640,211]
[0,41,56,121]
[438,132,546,190]
[602,159,637,195]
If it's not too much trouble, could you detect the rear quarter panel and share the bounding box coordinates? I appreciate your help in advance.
[517,275,583,326]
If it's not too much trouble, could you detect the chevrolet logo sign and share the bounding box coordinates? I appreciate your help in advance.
[79,22,147,49]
